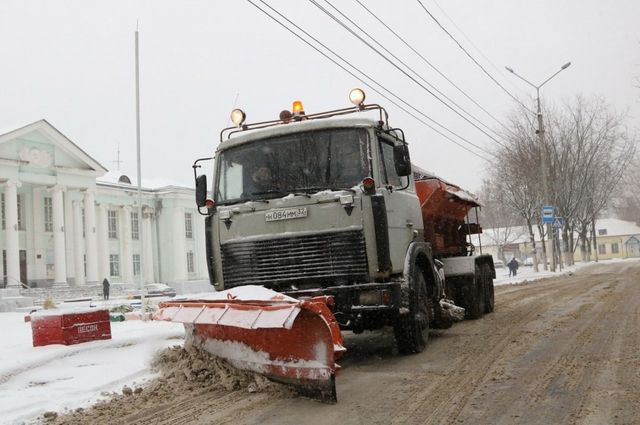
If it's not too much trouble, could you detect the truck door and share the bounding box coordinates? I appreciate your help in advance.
[376,135,421,274]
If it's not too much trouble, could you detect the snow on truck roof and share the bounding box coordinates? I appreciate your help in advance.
[216,117,379,151]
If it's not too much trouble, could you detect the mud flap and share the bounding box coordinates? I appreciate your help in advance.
[155,286,345,403]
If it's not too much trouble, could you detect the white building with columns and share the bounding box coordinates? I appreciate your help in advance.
[0,120,208,289]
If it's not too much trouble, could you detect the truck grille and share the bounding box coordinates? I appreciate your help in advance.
[221,230,368,288]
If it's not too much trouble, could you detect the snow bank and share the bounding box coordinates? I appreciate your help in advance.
[492,257,640,286]
[0,313,184,424]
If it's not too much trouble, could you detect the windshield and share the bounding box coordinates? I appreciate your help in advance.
[214,128,370,203]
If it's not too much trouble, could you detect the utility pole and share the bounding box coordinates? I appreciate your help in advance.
[505,62,571,272]
[535,92,554,271]
[135,24,144,294]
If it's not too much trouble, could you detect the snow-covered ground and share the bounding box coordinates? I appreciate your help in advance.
[0,313,184,425]
[1,258,638,424]
[493,257,640,286]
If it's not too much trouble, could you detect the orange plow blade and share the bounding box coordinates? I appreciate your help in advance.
[156,286,345,403]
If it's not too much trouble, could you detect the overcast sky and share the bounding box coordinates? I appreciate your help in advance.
[1,0,638,191]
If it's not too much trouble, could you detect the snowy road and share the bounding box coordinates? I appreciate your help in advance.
[3,259,639,424]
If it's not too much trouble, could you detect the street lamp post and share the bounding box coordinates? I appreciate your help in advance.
[505,62,571,272]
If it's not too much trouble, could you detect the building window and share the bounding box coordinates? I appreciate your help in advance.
[82,208,85,237]
[1,193,5,230]
[598,244,606,255]
[44,197,53,232]
[598,229,607,236]
[108,211,118,239]
[131,212,139,240]
[185,213,193,239]
[133,254,141,276]
[109,254,120,277]
[611,243,619,254]
[187,251,194,273]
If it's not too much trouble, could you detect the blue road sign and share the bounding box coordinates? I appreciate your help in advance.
[542,205,554,224]
[552,217,565,229]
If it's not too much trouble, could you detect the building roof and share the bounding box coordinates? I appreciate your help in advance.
[0,119,108,175]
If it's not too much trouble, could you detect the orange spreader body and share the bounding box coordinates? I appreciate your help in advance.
[415,177,481,256]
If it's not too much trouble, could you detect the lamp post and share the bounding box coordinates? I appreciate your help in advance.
[505,62,571,272]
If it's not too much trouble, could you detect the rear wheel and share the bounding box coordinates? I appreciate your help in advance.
[394,266,430,354]
[462,265,484,320]
[483,264,495,313]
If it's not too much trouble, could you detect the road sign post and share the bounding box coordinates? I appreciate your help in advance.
[542,205,554,224]
[552,217,565,229]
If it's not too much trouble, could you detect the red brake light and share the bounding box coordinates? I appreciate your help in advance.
[205,199,215,209]
[362,177,375,194]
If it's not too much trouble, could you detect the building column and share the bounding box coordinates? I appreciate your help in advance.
[51,185,67,286]
[120,206,134,284]
[173,207,187,282]
[32,187,46,282]
[84,190,98,284]
[4,180,22,288]
[63,189,74,279]
[142,208,154,283]
[97,204,110,280]
[72,200,85,286]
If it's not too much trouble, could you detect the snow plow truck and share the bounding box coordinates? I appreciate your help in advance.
[156,89,495,402]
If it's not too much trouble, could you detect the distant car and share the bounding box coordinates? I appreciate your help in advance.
[494,260,505,268]
[524,258,534,266]
[144,283,177,297]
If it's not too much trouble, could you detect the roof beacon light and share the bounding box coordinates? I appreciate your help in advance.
[349,88,366,107]
[292,100,305,115]
[230,108,246,127]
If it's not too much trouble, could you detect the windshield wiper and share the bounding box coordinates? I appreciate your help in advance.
[218,197,269,205]
[252,189,312,198]
[291,186,357,194]
[251,189,288,197]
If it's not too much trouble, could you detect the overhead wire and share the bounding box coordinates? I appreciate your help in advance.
[430,0,523,94]
[352,0,517,138]
[248,0,493,162]
[315,0,504,144]
[310,0,509,151]
[415,0,534,114]
[246,0,494,162]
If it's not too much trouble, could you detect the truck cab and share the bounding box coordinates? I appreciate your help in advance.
[194,90,493,354]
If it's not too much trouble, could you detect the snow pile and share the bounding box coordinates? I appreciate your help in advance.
[152,344,288,393]
[196,284,298,302]
[45,344,291,424]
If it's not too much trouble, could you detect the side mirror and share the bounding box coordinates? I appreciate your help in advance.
[393,144,411,177]
[195,175,208,207]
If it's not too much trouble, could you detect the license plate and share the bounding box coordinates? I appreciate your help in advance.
[265,207,308,222]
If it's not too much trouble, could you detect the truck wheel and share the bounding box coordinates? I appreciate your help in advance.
[464,265,484,320]
[483,264,495,313]
[394,266,430,354]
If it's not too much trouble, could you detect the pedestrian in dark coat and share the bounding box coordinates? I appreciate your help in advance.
[102,278,110,301]
[507,258,519,277]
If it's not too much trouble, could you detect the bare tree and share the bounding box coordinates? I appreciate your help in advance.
[488,95,635,269]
